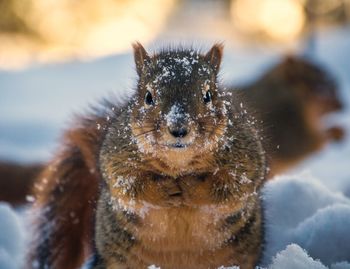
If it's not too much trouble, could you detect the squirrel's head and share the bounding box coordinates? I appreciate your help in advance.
[279,56,343,114]
[130,43,227,174]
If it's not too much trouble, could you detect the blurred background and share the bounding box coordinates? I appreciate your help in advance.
[1,0,350,68]
[0,0,349,191]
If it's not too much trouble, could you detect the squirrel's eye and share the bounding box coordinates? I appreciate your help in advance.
[203,90,212,104]
[145,91,154,106]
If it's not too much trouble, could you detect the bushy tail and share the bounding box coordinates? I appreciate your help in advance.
[27,113,107,269]
[0,162,43,206]
[27,150,100,269]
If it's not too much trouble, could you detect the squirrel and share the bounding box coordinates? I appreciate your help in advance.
[233,56,345,177]
[27,43,267,269]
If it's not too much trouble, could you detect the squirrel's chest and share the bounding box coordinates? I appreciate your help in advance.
[136,206,228,250]
[96,190,261,269]
[121,204,240,269]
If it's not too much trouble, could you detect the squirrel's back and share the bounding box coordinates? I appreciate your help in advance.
[235,56,344,176]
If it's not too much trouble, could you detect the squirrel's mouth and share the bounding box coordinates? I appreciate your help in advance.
[170,142,188,148]
[164,141,193,149]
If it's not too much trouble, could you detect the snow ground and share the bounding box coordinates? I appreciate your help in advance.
[0,28,349,268]
[0,204,25,269]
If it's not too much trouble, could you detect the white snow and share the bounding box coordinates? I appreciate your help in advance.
[261,175,350,267]
[0,203,25,269]
[267,244,350,269]
[165,104,186,127]
[268,244,328,269]
[148,265,161,269]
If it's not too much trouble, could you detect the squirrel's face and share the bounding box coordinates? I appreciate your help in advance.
[130,43,227,172]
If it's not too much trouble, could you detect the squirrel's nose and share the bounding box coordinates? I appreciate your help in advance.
[168,127,189,138]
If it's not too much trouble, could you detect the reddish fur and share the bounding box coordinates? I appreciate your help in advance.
[27,115,108,269]
[0,162,42,206]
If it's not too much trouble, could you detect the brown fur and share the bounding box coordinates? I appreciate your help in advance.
[0,162,42,206]
[234,56,345,177]
[28,44,267,269]
[27,115,108,268]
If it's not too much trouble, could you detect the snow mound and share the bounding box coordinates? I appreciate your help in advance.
[331,262,350,269]
[0,203,25,269]
[268,244,350,269]
[293,204,350,265]
[269,244,328,269]
[262,174,350,267]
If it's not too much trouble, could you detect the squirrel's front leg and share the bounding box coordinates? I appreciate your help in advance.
[94,188,137,269]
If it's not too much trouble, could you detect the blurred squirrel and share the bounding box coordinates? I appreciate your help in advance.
[234,56,344,177]
[27,43,267,269]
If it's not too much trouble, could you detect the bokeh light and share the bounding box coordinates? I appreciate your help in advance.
[0,0,176,69]
[260,0,305,41]
[230,0,306,42]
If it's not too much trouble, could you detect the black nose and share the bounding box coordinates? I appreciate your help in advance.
[169,127,188,138]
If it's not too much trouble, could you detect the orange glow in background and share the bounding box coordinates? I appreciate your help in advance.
[0,0,349,70]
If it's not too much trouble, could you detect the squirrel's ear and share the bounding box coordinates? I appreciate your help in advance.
[283,55,298,67]
[132,42,151,76]
[281,56,301,82]
[205,43,224,72]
